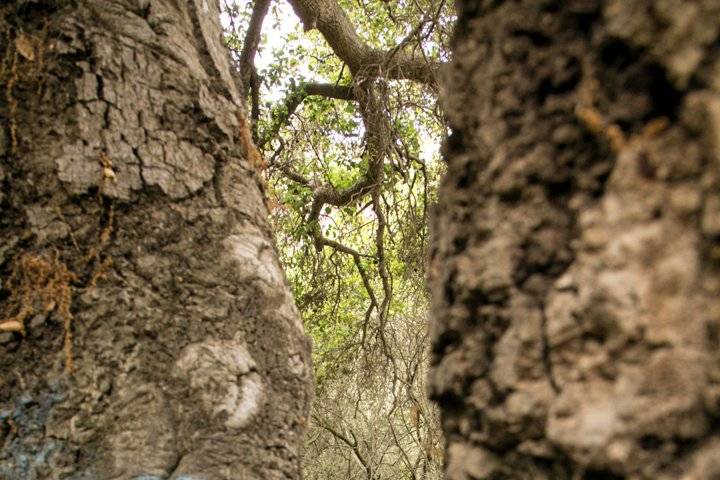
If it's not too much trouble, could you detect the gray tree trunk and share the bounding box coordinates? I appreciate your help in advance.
[431,1,720,478]
[0,1,312,479]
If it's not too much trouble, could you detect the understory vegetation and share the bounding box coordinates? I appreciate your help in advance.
[223,0,452,477]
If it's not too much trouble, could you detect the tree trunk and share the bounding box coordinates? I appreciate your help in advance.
[431,1,720,478]
[0,1,311,479]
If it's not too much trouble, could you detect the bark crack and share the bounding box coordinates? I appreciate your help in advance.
[539,300,559,393]
[165,451,185,479]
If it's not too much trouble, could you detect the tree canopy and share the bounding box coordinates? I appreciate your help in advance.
[223,0,452,477]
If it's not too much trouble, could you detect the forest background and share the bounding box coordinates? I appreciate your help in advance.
[222,0,451,477]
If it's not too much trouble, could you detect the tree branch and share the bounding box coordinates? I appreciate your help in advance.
[261,82,354,149]
[286,0,439,86]
[306,84,389,220]
[270,0,439,355]
[313,415,374,478]
[239,0,271,96]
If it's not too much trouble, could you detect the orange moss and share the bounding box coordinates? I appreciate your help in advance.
[0,252,77,371]
[237,111,267,173]
[1,26,49,155]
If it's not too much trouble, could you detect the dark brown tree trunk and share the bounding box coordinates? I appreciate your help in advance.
[431,1,720,478]
[0,1,311,479]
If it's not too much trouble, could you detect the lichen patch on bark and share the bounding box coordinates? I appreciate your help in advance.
[175,339,264,429]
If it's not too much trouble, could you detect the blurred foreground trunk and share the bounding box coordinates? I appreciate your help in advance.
[0,1,312,478]
[430,1,720,478]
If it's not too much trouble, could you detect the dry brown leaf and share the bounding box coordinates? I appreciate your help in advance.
[103,166,117,181]
[0,320,24,332]
[15,34,35,61]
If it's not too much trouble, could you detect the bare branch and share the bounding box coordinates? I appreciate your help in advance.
[286,0,440,86]
[239,0,271,96]
[313,415,374,478]
[261,82,354,149]
[309,227,379,346]
[373,189,392,342]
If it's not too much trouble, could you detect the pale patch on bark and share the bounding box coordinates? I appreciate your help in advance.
[223,231,285,286]
[288,352,306,377]
[175,339,264,429]
[223,231,307,334]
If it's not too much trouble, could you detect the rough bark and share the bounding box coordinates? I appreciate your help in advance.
[0,1,312,479]
[430,1,720,479]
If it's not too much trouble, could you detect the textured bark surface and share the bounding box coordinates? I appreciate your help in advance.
[0,1,311,479]
[430,1,720,478]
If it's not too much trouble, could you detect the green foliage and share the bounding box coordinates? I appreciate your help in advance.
[223,0,452,476]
